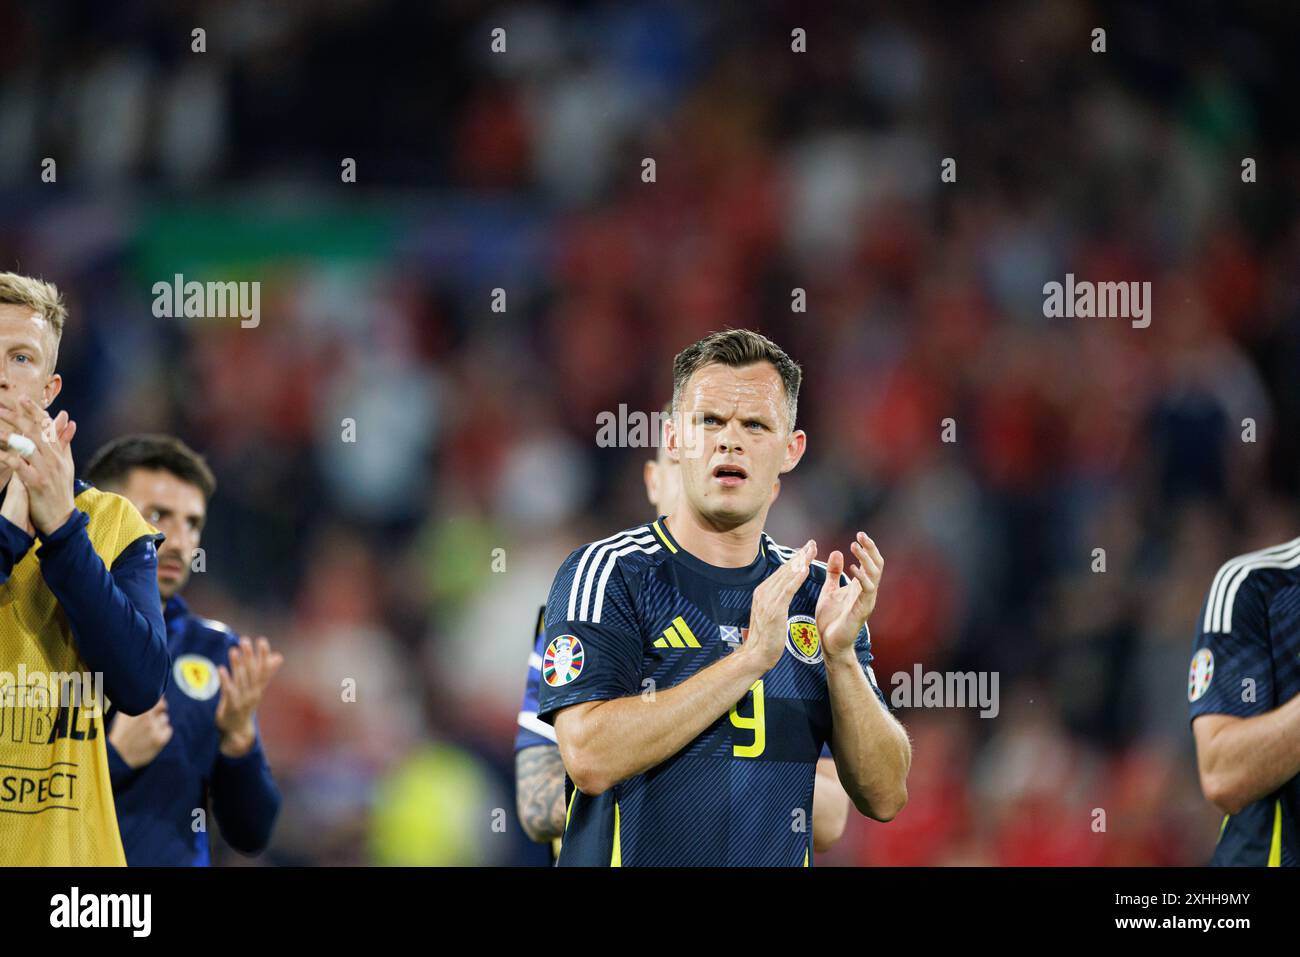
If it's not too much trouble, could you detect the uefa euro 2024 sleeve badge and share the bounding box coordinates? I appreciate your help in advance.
[1188,648,1214,702]
[543,635,585,687]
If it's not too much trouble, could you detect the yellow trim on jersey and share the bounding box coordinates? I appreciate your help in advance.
[1269,800,1283,866]
[611,801,622,866]
[565,788,578,831]
[1218,814,1229,843]
[651,520,677,554]
[803,846,809,867]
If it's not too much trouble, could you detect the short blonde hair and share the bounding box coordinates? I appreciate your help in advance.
[0,272,67,373]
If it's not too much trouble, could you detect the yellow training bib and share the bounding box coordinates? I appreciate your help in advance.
[0,486,160,865]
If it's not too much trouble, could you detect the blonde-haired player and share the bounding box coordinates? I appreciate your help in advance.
[0,273,169,865]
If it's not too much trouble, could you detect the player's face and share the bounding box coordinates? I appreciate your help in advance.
[667,361,805,529]
[0,304,61,411]
[119,468,207,601]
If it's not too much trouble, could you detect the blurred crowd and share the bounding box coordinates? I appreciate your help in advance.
[2,0,1299,864]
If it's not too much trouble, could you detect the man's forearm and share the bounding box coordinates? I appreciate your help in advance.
[105,735,141,791]
[812,757,850,852]
[825,653,910,820]
[1198,695,1300,813]
[556,649,764,795]
[211,744,281,854]
[515,745,568,843]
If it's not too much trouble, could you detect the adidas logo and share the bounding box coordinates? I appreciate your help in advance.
[652,616,702,649]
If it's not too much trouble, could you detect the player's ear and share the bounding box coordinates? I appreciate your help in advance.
[779,429,806,475]
[42,373,62,408]
[663,415,681,464]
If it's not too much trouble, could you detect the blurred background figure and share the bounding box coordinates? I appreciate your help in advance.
[1,0,1296,863]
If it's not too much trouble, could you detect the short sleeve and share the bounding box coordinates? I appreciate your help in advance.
[1189,574,1273,723]
[515,605,557,751]
[855,624,888,710]
[536,546,644,725]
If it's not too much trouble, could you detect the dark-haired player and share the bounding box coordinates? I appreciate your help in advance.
[537,330,910,866]
[87,434,283,865]
[515,408,851,857]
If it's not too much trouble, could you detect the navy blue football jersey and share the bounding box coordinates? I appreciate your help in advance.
[109,594,279,865]
[1190,536,1300,866]
[536,517,886,866]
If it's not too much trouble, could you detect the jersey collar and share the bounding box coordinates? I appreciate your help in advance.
[651,515,770,585]
[164,593,191,627]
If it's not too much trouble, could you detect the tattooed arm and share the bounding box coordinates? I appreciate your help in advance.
[515,744,568,843]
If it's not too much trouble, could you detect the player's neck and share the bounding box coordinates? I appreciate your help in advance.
[664,507,765,568]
